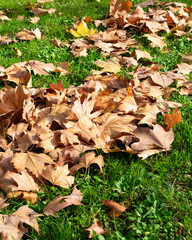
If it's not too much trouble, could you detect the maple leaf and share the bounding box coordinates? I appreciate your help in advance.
[164,109,182,131]
[135,50,153,61]
[101,199,126,217]
[0,84,29,116]
[0,215,27,240]
[174,63,192,75]
[94,57,121,73]
[96,113,134,139]
[69,151,104,175]
[12,205,43,233]
[86,217,105,238]
[26,60,56,75]
[8,170,40,192]
[42,164,74,188]
[142,33,167,50]
[3,71,31,85]
[68,20,96,38]
[110,0,132,17]
[130,124,174,159]
[11,152,54,178]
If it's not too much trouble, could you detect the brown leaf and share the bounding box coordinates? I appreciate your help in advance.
[174,63,192,75]
[164,109,182,131]
[101,199,126,217]
[69,152,104,175]
[11,152,54,178]
[135,50,153,61]
[43,186,83,217]
[131,124,174,159]
[9,170,40,192]
[32,8,56,16]
[49,80,65,91]
[12,205,43,233]
[0,215,27,240]
[0,84,29,115]
[0,14,11,21]
[181,53,192,64]
[110,0,132,17]
[64,186,83,205]
[143,33,167,50]
[0,35,17,45]
[16,29,36,41]
[43,196,71,217]
[26,60,56,75]
[3,70,30,85]
[86,218,105,238]
[42,164,74,188]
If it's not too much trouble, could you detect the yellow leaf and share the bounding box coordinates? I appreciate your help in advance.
[68,20,96,38]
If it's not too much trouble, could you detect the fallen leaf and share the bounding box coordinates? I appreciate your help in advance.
[32,7,56,16]
[16,29,36,41]
[174,63,192,75]
[68,20,96,38]
[42,164,74,188]
[43,186,83,217]
[43,196,71,217]
[0,35,17,45]
[164,109,182,131]
[69,151,104,175]
[86,217,105,238]
[94,57,121,73]
[11,152,54,178]
[101,199,126,217]
[135,50,153,61]
[143,33,167,50]
[9,170,40,192]
[29,16,40,24]
[12,205,43,233]
[110,0,132,17]
[64,186,83,205]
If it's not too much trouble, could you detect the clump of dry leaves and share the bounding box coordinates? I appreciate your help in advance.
[0,0,192,239]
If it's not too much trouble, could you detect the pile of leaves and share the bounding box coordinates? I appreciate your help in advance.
[0,0,192,238]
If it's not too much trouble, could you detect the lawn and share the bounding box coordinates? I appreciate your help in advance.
[0,0,192,239]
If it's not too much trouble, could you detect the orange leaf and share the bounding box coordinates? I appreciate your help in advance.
[164,109,182,130]
[101,199,126,217]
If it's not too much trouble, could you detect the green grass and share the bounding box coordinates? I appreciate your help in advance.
[0,0,192,239]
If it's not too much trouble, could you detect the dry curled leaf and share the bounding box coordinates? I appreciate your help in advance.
[86,218,105,238]
[101,199,126,217]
